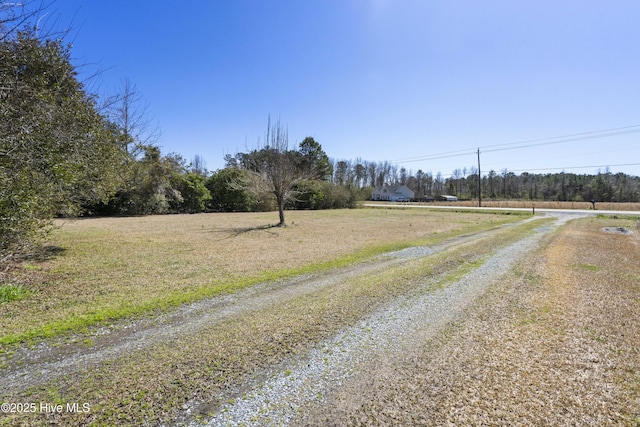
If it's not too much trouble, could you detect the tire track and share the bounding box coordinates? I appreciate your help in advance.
[192,215,576,426]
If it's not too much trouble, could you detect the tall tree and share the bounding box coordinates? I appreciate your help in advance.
[105,79,161,157]
[110,147,188,215]
[0,29,125,254]
[172,172,211,213]
[190,154,208,176]
[334,160,348,186]
[354,162,366,188]
[206,168,257,212]
[299,137,332,181]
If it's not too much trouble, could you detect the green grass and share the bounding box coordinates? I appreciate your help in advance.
[579,263,601,271]
[0,284,31,303]
[0,241,427,346]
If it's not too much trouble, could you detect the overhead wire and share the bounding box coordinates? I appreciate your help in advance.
[391,124,640,164]
[390,125,640,174]
[435,162,640,179]
[496,162,640,174]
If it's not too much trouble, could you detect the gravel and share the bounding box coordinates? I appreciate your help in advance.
[383,245,435,259]
[193,215,572,427]
[601,226,633,235]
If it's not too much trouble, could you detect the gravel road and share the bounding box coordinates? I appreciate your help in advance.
[4,213,602,427]
[0,217,537,396]
[188,215,575,426]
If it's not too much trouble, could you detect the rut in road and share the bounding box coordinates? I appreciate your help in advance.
[0,217,539,395]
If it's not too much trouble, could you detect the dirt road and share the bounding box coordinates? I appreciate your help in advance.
[2,213,638,426]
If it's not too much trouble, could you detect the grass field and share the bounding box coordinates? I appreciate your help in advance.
[0,208,526,345]
[2,209,638,426]
[0,208,546,426]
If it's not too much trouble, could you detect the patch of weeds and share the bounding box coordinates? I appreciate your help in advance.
[442,257,487,283]
[0,283,31,303]
[610,347,623,355]
[45,386,66,406]
[585,327,607,344]
[579,263,601,271]
[518,314,540,326]
[596,214,639,221]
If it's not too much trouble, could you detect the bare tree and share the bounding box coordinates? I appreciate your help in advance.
[1,1,53,42]
[452,168,462,195]
[231,117,311,227]
[415,169,425,196]
[334,160,348,186]
[105,79,161,157]
[434,172,444,196]
[366,161,376,187]
[191,154,207,176]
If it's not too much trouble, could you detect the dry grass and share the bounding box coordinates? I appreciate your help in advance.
[0,208,521,344]
[307,216,640,426]
[0,212,544,426]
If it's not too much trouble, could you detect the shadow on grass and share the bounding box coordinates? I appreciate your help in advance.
[209,223,284,240]
[1,246,65,287]
[230,223,284,237]
[25,245,67,262]
[1,245,67,268]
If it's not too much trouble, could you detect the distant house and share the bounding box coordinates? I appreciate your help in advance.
[372,184,415,202]
[440,195,458,201]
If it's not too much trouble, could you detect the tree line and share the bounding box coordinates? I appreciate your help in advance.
[324,159,640,203]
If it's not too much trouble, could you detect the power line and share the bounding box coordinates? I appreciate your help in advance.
[498,162,640,174]
[475,124,640,151]
[392,124,640,164]
[483,129,640,154]
[435,162,640,178]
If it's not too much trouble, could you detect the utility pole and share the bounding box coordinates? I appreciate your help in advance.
[477,148,482,207]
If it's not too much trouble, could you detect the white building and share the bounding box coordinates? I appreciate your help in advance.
[371,184,415,202]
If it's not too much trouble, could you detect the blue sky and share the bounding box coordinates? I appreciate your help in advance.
[47,0,640,177]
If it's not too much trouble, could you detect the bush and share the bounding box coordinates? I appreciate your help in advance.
[206,168,262,212]
[172,173,211,213]
[291,181,360,210]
